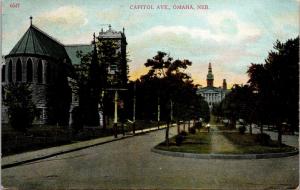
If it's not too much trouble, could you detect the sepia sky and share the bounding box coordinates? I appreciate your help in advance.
[2,0,299,87]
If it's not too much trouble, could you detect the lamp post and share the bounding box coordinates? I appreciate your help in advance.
[113,90,118,138]
[132,82,136,135]
[157,96,160,129]
[106,88,127,138]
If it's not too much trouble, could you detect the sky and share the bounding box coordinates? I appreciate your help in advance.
[1,0,299,87]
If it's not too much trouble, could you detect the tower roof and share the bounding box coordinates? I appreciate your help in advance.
[207,62,214,80]
[7,24,69,60]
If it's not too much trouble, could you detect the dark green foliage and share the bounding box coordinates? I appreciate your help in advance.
[255,133,271,146]
[46,75,71,126]
[180,131,188,136]
[221,84,254,128]
[247,37,299,144]
[3,83,36,132]
[194,121,202,129]
[198,96,210,122]
[97,39,125,87]
[175,134,185,146]
[71,38,114,126]
[71,106,84,133]
[188,127,196,134]
[238,126,246,134]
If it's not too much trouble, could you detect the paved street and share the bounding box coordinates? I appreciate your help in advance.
[2,126,299,190]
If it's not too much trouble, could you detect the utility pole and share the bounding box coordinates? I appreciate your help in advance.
[170,99,173,122]
[157,96,160,129]
[132,82,136,135]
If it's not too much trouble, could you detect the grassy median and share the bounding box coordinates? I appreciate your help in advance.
[155,132,212,154]
[155,131,297,154]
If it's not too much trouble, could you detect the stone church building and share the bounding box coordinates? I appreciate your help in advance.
[1,18,127,124]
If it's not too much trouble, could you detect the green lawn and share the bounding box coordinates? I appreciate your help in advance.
[156,132,212,154]
[222,133,297,154]
[2,120,162,156]
[155,131,297,154]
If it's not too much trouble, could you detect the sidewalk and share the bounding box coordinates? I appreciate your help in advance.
[210,124,237,153]
[2,124,171,169]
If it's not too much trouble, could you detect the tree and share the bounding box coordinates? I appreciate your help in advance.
[247,37,299,145]
[70,35,124,127]
[140,51,193,146]
[96,38,125,129]
[3,83,36,133]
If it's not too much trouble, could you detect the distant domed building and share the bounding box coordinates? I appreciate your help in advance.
[1,17,128,125]
[197,63,229,110]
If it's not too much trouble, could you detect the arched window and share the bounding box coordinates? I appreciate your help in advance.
[46,63,51,83]
[8,60,12,82]
[2,65,5,82]
[37,60,43,83]
[16,59,22,82]
[26,59,33,82]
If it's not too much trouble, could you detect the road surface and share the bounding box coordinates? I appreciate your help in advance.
[2,127,299,189]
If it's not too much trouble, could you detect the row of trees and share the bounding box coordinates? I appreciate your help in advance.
[73,46,210,138]
[128,51,210,145]
[213,37,299,145]
[3,37,210,136]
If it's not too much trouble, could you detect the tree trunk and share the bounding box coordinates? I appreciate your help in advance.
[165,122,170,146]
[188,120,191,131]
[102,110,107,130]
[183,122,186,131]
[113,123,118,138]
[177,121,180,134]
[132,122,136,135]
[260,123,263,134]
[121,123,125,136]
[249,123,252,135]
[277,124,282,147]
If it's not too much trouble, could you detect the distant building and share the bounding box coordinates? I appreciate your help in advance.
[197,63,229,109]
[1,18,127,124]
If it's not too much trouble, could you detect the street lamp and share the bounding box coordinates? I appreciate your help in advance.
[157,96,160,129]
[132,81,136,135]
[106,88,127,138]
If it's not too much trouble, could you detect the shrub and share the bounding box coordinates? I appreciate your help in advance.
[194,122,202,129]
[4,83,36,133]
[189,127,196,134]
[255,133,271,146]
[71,106,84,133]
[238,126,246,134]
[175,134,184,146]
[180,131,188,136]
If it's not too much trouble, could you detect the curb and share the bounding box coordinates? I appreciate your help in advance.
[151,148,299,160]
[2,125,171,169]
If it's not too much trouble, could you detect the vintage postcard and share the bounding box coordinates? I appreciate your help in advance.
[1,0,299,189]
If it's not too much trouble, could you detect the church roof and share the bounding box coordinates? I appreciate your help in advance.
[65,44,93,65]
[7,25,69,60]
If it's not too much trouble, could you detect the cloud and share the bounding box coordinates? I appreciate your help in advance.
[96,8,152,28]
[35,6,88,30]
[127,12,263,86]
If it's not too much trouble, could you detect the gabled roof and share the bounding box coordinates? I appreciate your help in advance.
[7,25,69,60]
[64,44,93,65]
